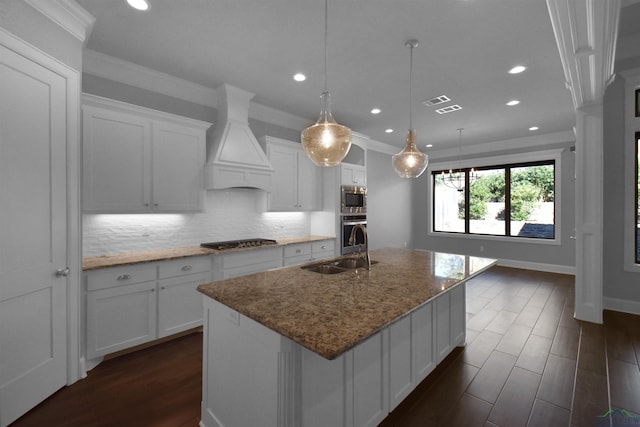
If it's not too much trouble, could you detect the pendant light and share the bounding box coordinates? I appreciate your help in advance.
[301,0,352,167]
[392,40,429,178]
[441,128,477,191]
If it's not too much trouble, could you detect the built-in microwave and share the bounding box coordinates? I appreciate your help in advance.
[341,185,367,214]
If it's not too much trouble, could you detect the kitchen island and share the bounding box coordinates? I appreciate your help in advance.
[197,248,496,427]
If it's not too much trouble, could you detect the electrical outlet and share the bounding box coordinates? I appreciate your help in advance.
[228,309,240,326]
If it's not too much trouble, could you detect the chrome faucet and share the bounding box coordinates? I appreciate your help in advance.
[348,224,371,270]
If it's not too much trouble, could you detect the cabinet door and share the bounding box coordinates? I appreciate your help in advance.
[348,331,388,427]
[411,302,435,382]
[435,292,452,364]
[296,152,321,210]
[341,164,366,186]
[158,272,208,337]
[388,315,412,411]
[86,281,157,359]
[152,121,205,211]
[450,284,466,346]
[83,106,151,212]
[268,143,298,210]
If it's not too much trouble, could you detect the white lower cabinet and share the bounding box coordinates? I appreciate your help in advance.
[158,271,209,338]
[283,243,313,266]
[388,301,436,411]
[283,240,336,267]
[311,239,335,261]
[85,255,212,361]
[214,247,283,280]
[349,332,388,427]
[86,280,157,360]
[435,283,466,364]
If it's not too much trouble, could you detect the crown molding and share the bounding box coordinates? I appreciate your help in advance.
[426,130,575,161]
[83,49,310,131]
[25,0,95,43]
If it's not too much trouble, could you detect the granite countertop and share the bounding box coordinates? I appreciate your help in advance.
[197,248,496,360]
[82,236,334,270]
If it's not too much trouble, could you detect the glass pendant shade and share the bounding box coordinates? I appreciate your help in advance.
[392,129,429,178]
[301,91,352,167]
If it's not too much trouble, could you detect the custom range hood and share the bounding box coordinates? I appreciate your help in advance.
[205,84,274,191]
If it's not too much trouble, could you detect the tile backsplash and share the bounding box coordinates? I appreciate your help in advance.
[83,189,311,256]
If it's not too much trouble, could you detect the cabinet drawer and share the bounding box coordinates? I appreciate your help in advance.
[158,255,211,279]
[283,253,312,267]
[284,243,311,258]
[312,240,335,254]
[223,247,282,269]
[86,263,157,291]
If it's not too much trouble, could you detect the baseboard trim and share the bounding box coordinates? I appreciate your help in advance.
[603,296,640,316]
[497,258,576,275]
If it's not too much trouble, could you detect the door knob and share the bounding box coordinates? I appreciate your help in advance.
[55,267,70,277]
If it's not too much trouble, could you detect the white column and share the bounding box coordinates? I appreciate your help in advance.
[546,0,620,323]
[574,104,604,323]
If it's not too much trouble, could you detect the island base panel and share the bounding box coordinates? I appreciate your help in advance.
[200,281,466,427]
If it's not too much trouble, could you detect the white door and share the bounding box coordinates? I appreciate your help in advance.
[0,43,68,426]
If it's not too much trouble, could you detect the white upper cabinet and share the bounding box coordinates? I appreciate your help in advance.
[341,141,367,186]
[262,136,321,211]
[341,164,366,187]
[82,94,211,213]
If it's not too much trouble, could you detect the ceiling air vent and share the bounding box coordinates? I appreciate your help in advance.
[435,104,462,114]
[422,95,451,106]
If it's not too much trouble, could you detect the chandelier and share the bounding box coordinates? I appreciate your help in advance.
[440,128,476,191]
[392,40,429,178]
[301,0,352,167]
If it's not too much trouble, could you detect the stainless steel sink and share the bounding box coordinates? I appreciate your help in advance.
[302,264,347,274]
[301,258,378,274]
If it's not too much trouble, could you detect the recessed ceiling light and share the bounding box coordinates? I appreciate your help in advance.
[370,108,381,115]
[508,65,526,74]
[127,0,149,11]
[529,126,539,131]
[426,144,433,148]
[293,73,306,82]
[385,129,394,133]
[506,100,520,106]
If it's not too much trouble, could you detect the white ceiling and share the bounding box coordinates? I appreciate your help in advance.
[78,0,580,151]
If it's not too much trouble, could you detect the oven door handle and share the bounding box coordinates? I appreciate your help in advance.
[343,220,367,226]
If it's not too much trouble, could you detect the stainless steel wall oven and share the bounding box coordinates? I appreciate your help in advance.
[341,214,367,255]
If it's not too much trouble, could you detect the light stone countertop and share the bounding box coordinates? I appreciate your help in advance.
[197,248,497,360]
[82,236,335,270]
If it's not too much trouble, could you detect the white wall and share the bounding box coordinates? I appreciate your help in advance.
[366,150,412,250]
[410,142,576,272]
[602,74,640,311]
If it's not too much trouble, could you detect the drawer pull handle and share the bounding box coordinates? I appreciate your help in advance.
[181,265,193,271]
[295,249,302,254]
[150,288,155,292]
[117,274,131,281]
[321,245,327,250]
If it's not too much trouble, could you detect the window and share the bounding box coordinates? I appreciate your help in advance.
[432,161,555,239]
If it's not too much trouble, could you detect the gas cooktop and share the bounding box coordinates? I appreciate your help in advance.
[200,238,278,251]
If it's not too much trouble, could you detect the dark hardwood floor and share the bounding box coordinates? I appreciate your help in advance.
[10,266,640,427]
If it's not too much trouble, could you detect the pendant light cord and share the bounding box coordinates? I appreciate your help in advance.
[323,0,328,93]
[409,42,413,131]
